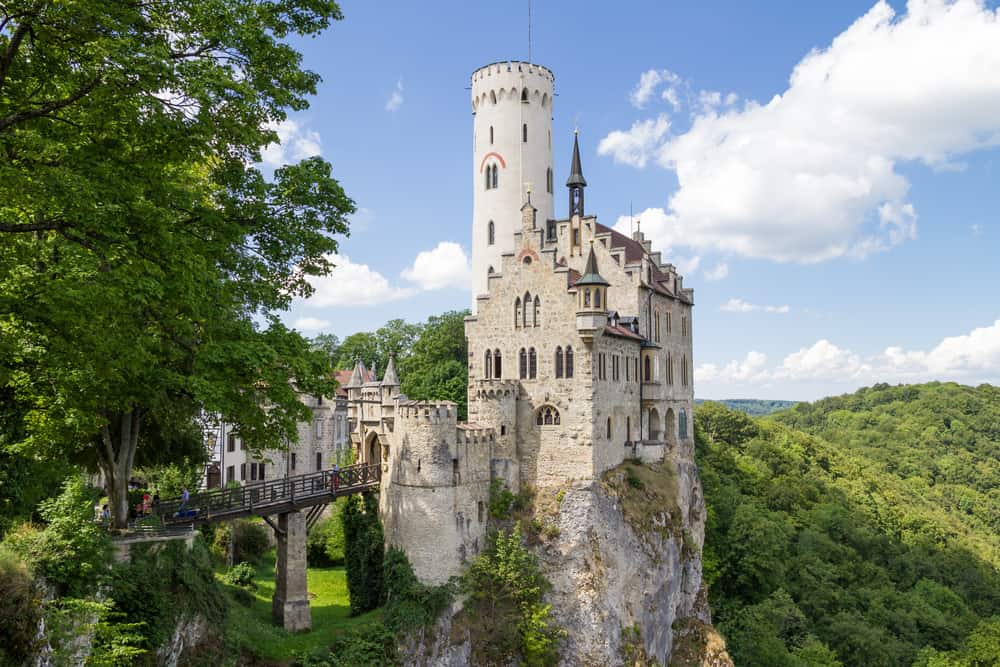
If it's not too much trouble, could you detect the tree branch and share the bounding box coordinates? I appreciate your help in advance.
[0,77,100,133]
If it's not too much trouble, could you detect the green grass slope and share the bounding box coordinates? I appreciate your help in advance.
[696,383,1000,667]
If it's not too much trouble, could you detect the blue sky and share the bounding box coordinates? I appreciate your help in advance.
[273,0,1000,401]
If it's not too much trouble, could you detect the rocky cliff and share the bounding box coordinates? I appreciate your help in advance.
[403,450,732,666]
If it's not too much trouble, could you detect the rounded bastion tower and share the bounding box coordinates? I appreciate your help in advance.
[471,61,554,310]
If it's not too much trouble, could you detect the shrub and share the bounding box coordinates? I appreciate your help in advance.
[307,502,346,567]
[212,519,270,565]
[0,547,41,663]
[224,562,256,590]
[293,623,398,666]
[382,547,452,634]
[4,477,110,596]
[342,492,384,615]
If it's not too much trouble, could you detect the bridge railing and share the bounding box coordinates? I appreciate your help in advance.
[155,463,381,523]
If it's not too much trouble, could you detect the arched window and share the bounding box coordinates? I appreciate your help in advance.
[655,311,661,342]
[594,289,601,309]
[536,406,560,426]
[533,296,540,327]
[522,123,527,142]
[606,417,612,439]
[514,297,521,327]
[546,168,553,193]
[494,349,502,378]
[554,346,563,378]
[488,220,495,245]
[487,265,495,275]
[679,409,688,439]
[529,348,537,379]
[485,350,492,379]
[667,352,674,385]
[523,291,531,327]
[489,125,494,144]
[521,88,529,102]
[565,346,574,378]
[519,348,527,379]
[626,416,631,442]
[485,168,491,190]
[682,355,689,386]
[491,164,499,189]
[489,90,497,104]
[584,289,591,307]
[644,356,651,382]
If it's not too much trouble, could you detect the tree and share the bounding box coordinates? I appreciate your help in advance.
[401,310,469,418]
[0,1,352,527]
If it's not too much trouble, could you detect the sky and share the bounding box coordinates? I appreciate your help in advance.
[272,0,1000,401]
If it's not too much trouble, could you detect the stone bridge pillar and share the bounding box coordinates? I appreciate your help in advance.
[272,510,310,631]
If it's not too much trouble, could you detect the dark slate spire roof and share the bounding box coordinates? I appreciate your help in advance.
[575,242,609,287]
[565,131,587,188]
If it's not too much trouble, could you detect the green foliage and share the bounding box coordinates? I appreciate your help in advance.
[489,478,518,520]
[400,311,470,419]
[43,597,146,667]
[138,459,204,499]
[0,547,41,664]
[212,519,270,565]
[462,523,565,666]
[342,492,385,615]
[382,547,452,634]
[307,501,346,567]
[107,538,227,652]
[4,477,110,597]
[224,562,257,590]
[696,386,1000,667]
[696,399,799,416]
[293,624,399,667]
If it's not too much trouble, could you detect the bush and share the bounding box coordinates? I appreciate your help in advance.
[342,492,384,615]
[307,502,346,567]
[4,477,110,596]
[0,547,41,663]
[382,547,452,634]
[212,519,270,564]
[224,562,256,590]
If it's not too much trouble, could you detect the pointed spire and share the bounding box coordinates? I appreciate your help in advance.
[566,130,587,188]
[381,354,400,386]
[345,359,367,388]
[575,241,609,287]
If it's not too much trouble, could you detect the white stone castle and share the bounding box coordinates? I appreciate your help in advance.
[341,61,696,585]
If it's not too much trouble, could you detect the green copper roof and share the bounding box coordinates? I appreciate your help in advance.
[576,244,609,287]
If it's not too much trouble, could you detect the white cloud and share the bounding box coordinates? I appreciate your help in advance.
[307,254,414,307]
[704,262,729,281]
[720,298,790,314]
[603,0,1000,263]
[385,78,404,112]
[697,90,722,112]
[662,87,681,111]
[630,69,680,108]
[400,242,471,290]
[696,318,1000,397]
[350,207,376,233]
[597,115,671,168]
[293,317,331,332]
[260,119,322,168]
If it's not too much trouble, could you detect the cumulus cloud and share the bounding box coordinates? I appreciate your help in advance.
[597,115,671,168]
[630,69,680,108]
[721,298,790,314]
[260,119,322,168]
[603,0,1000,263]
[307,254,415,307]
[704,262,729,281]
[293,317,331,332]
[385,78,404,112]
[696,318,1000,396]
[400,242,471,290]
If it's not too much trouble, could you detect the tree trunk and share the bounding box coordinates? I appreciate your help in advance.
[96,409,143,530]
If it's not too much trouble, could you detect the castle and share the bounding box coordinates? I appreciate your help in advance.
[343,61,696,585]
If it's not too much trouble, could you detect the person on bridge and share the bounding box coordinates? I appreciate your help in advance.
[178,487,190,515]
[331,463,340,493]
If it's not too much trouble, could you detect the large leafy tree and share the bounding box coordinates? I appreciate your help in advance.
[0,1,352,527]
[400,310,469,418]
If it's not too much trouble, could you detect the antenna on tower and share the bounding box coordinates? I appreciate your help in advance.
[527,0,532,62]
[630,201,634,236]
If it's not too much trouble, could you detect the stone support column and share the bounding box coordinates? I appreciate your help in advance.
[272,511,311,631]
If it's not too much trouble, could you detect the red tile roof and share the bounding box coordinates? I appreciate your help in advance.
[334,368,374,397]
[604,323,645,341]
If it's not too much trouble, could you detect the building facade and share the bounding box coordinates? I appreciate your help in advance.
[343,61,696,585]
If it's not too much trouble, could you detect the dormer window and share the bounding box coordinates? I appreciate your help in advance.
[521,88,529,102]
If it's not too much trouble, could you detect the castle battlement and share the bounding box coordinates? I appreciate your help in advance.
[395,400,458,425]
[471,61,554,84]
[456,423,497,444]
[473,379,520,399]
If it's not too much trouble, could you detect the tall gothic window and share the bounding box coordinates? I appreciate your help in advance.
[584,289,591,308]
[607,417,612,439]
[523,291,531,327]
[565,346,574,378]
[488,220,495,245]
[654,311,661,342]
[644,356,651,382]
[519,348,527,379]
[667,352,674,385]
[627,416,631,442]
[682,355,689,386]
[554,346,563,378]
[493,349,502,377]
[514,297,521,328]
[679,409,688,439]
[485,168,491,190]
[536,406,560,426]
[491,164,498,189]
[485,350,492,379]
[529,348,537,379]
[533,296,540,327]
[546,167,553,193]
[489,125,494,144]
[595,289,601,309]
[522,123,528,142]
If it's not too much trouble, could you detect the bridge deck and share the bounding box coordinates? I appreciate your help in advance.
[155,463,381,525]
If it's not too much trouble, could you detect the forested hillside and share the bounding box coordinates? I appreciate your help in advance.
[696,383,1000,667]
[696,398,799,416]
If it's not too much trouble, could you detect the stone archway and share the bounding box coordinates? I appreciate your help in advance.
[665,408,677,447]
[365,431,381,467]
[649,407,661,441]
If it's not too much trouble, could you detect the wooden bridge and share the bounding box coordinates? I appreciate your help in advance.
[155,463,381,526]
[154,463,381,632]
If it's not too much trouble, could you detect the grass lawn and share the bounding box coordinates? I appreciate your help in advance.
[218,549,381,664]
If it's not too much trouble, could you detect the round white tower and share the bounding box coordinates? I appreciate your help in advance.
[471,61,555,310]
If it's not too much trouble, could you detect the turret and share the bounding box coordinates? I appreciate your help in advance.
[567,130,586,218]
[575,242,609,342]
